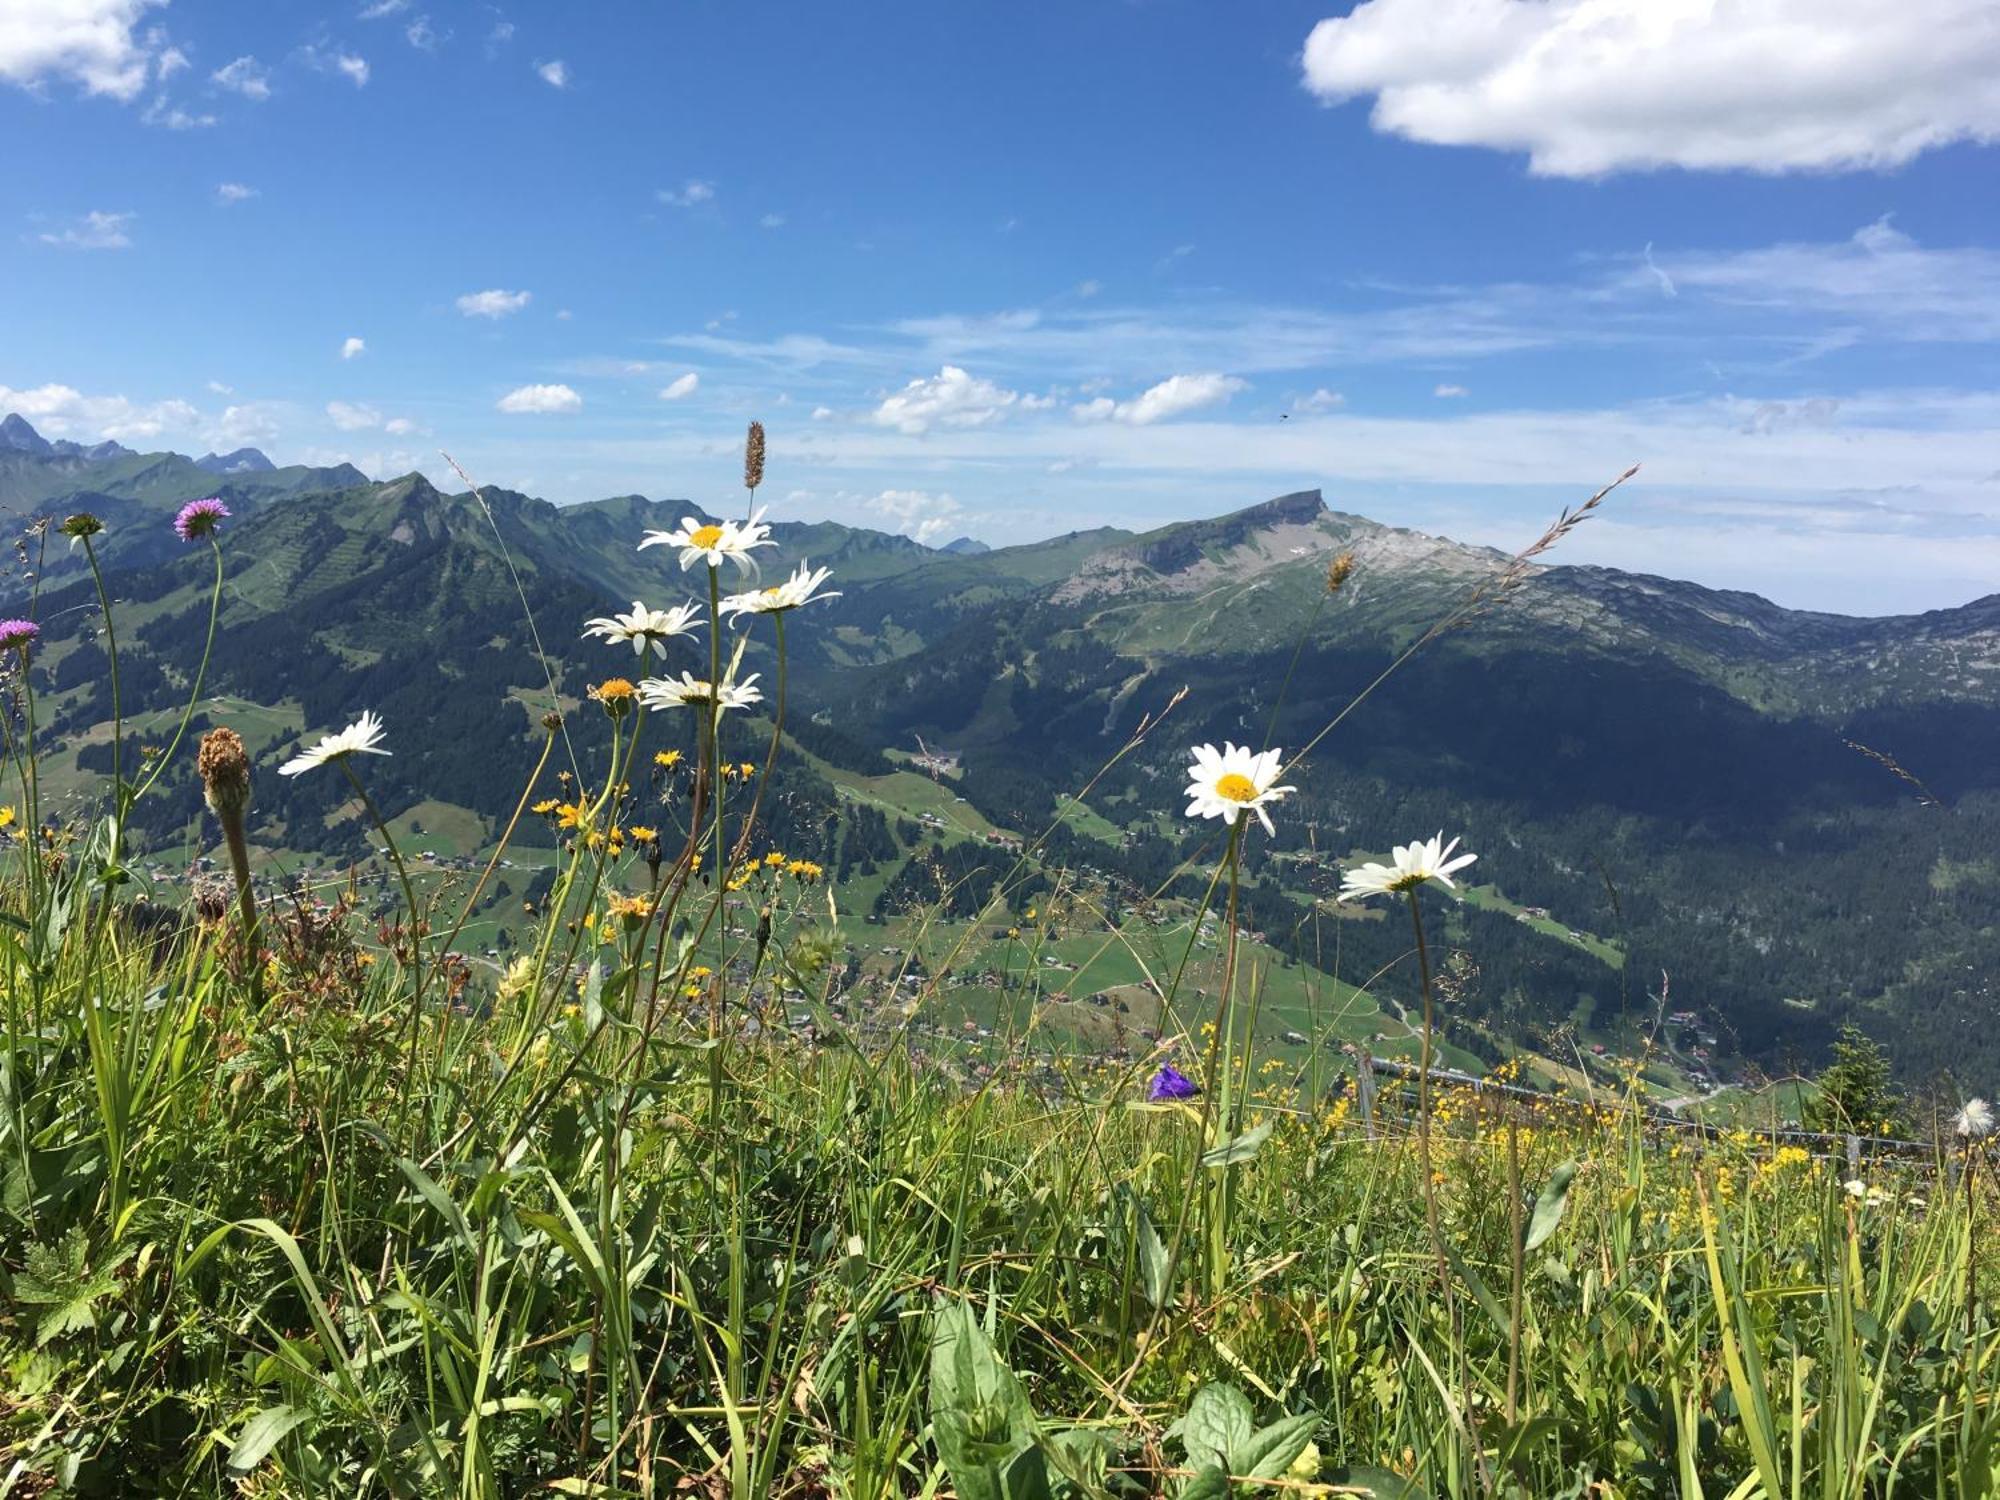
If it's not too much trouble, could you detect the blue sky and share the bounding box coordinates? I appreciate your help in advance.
[5,1,1999,612]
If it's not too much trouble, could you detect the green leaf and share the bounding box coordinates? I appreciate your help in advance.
[1523,1160,1579,1253]
[226,1404,310,1474]
[1324,1466,1431,1498]
[394,1155,474,1249]
[928,1300,1043,1500]
[1238,1413,1320,1480]
[1200,1120,1274,1168]
[1169,1382,1253,1472]
[1179,1464,1231,1500]
[1113,1184,1172,1310]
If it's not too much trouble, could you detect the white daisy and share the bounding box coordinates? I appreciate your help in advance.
[637,671,764,714]
[1182,742,1294,837]
[583,600,703,655]
[638,509,776,574]
[1338,832,1478,902]
[721,562,839,618]
[1956,1097,1995,1139]
[278,711,390,777]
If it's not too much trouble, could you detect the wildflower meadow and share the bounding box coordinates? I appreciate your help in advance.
[1,429,1996,1498]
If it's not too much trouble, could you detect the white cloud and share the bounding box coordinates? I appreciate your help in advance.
[152,37,186,79]
[496,382,581,414]
[1434,383,1468,398]
[862,488,963,543]
[1300,0,2000,177]
[1073,372,1246,426]
[38,210,134,250]
[301,44,369,86]
[206,380,232,395]
[358,0,407,16]
[811,405,834,421]
[1076,279,1102,298]
[215,181,256,205]
[657,179,714,208]
[0,382,195,442]
[325,403,415,436]
[1297,387,1345,412]
[759,212,786,229]
[340,336,367,360]
[658,372,699,401]
[141,97,215,128]
[486,20,514,52]
[456,287,531,318]
[0,0,162,101]
[872,365,1021,435]
[326,400,381,430]
[209,402,282,446]
[404,15,438,50]
[536,58,567,88]
[210,55,270,100]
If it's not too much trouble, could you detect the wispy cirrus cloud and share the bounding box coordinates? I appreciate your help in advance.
[209,55,270,100]
[37,209,134,249]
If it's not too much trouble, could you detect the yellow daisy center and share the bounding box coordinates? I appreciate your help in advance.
[689,524,725,549]
[1214,772,1260,803]
[593,678,635,701]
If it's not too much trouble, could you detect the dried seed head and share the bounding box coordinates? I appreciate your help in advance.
[192,875,232,924]
[59,513,104,539]
[197,726,253,818]
[744,420,766,493]
[541,710,564,732]
[1325,550,1356,596]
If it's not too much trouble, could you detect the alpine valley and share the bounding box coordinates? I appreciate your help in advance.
[5,414,1997,1094]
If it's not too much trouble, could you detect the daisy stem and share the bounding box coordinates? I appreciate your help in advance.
[726,612,785,872]
[703,566,727,1128]
[340,757,427,1019]
[1406,885,1484,1487]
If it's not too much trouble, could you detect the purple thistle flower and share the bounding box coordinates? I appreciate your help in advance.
[1148,1063,1200,1101]
[0,618,40,652]
[173,497,230,542]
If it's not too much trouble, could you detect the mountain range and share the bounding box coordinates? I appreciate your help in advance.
[4,413,1996,1089]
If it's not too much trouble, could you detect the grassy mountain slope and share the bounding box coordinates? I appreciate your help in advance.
[6,452,1997,1086]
